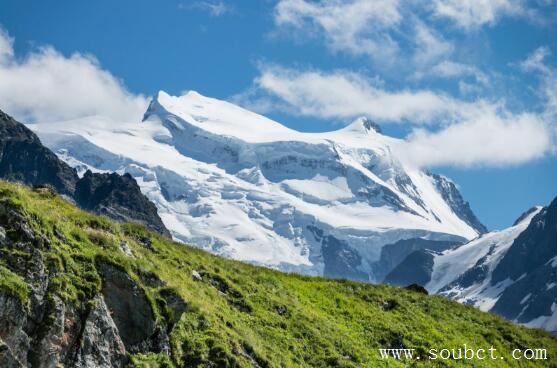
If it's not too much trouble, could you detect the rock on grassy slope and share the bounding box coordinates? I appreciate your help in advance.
[0,181,556,367]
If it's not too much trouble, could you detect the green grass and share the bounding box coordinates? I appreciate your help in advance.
[0,180,556,367]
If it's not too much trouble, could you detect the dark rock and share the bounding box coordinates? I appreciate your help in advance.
[493,198,557,283]
[0,290,30,366]
[381,300,398,311]
[29,296,77,368]
[308,226,368,281]
[75,170,170,236]
[489,199,557,329]
[429,173,488,234]
[159,289,188,328]
[0,110,77,196]
[53,227,67,243]
[0,339,21,368]
[375,237,460,281]
[276,305,288,316]
[404,284,428,295]
[383,249,435,287]
[96,261,160,353]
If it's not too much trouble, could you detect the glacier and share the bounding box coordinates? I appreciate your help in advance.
[30,90,485,282]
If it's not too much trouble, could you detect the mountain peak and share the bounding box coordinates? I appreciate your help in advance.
[512,206,543,226]
[343,117,382,135]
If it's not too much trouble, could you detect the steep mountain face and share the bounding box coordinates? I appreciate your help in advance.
[428,174,488,234]
[0,110,169,236]
[384,200,557,335]
[0,110,77,196]
[374,238,460,281]
[1,181,556,367]
[31,90,485,282]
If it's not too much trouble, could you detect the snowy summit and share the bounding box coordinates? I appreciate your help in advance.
[32,90,485,281]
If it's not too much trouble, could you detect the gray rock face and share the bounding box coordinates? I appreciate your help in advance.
[429,173,488,234]
[308,226,368,281]
[72,296,127,368]
[377,238,460,282]
[0,339,22,368]
[96,261,167,353]
[0,292,30,367]
[383,249,435,287]
[0,110,77,196]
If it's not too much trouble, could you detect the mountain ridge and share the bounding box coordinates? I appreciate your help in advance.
[385,199,557,335]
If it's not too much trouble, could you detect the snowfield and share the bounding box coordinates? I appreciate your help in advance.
[31,90,483,281]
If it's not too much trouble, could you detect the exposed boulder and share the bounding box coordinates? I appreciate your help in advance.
[71,296,127,368]
[96,260,166,353]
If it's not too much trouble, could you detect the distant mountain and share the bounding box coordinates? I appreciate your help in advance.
[385,199,557,335]
[31,90,486,282]
[0,110,169,236]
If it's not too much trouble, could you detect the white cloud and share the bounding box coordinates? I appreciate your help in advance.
[398,111,551,167]
[521,46,557,118]
[179,1,233,17]
[250,64,488,123]
[0,30,147,124]
[237,64,554,168]
[0,28,13,63]
[432,0,525,30]
[430,61,489,85]
[274,0,402,62]
[412,21,454,66]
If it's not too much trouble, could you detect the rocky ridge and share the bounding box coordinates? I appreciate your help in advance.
[0,109,169,236]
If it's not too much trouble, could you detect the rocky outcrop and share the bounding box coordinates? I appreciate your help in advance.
[376,237,459,281]
[96,260,168,353]
[489,197,557,332]
[75,171,170,237]
[72,296,127,368]
[0,291,30,367]
[429,173,488,234]
[0,196,185,367]
[0,110,77,196]
[383,249,435,287]
[0,109,169,236]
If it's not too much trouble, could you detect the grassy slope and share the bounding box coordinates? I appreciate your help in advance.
[0,180,556,368]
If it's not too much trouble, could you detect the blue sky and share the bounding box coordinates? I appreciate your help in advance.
[0,0,556,230]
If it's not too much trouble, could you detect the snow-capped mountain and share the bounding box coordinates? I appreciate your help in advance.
[30,90,485,281]
[385,197,557,334]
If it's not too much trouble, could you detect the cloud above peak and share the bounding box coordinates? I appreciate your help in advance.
[274,0,402,62]
[0,29,147,124]
[235,63,554,168]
